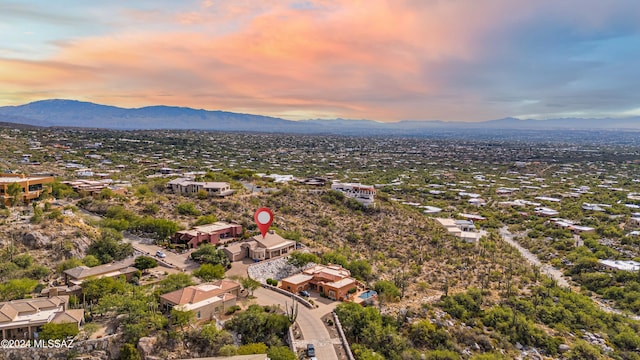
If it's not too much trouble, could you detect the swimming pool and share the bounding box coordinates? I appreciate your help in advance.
[359,290,377,300]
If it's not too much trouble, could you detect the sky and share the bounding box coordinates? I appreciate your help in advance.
[1,0,640,122]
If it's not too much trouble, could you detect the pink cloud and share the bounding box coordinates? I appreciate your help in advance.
[2,0,637,121]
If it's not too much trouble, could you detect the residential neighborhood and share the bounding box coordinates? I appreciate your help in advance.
[1,127,640,360]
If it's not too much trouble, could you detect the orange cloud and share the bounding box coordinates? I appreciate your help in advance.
[2,0,638,121]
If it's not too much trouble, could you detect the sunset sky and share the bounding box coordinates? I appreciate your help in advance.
[1,0,639,122]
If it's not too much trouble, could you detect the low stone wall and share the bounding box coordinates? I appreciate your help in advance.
[260,283,314,309]
[333,311,355,360]
[287,326,296,353]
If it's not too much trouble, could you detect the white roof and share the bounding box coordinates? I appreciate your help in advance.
[283,273,313,285]
[599,260,640,271]
[436,218,457,227]
[175,295,223,312]
[195,284,222,292]
[327,277,356,288]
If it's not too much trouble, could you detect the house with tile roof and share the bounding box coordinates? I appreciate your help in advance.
[222,231,296,262]
[281,264,358,301]
[63,258,138,286]
[0,296,83,340]
[159,280,241,322]
[172,222,243,249]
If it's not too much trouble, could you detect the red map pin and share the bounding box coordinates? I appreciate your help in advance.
[254,207,273,238]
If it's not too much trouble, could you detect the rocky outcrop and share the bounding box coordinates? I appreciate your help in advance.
[22,232,52,249]
[137,336,157,359]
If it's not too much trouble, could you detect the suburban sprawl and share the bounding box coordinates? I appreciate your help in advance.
[1,126,640,360]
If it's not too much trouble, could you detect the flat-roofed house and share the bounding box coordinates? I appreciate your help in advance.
[281,264,358,301]
[330,182,375,207]
[63,179,128,197]
[172,222,243,248]
[279,273,314,294]
[159,280,240,322]
[435,218,480,243]
[222,231,296,262]
[0,173,54,206]
[0,296,83,340]
[222,242,249,262]
[63,258,138,286]
[167,178,234,197]
[599,260,640,272]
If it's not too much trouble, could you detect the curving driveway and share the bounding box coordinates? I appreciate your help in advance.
[254,287,339,360]
[499,227,570,288]
[499,227,640,320]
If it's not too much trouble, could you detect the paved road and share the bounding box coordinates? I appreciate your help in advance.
[499,227,640,320]
[124,233,198,271]
[254,287,339,360]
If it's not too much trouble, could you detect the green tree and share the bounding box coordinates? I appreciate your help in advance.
[238,343,268,355]
[241,277,261,297]
[87,228,133,263]
[134,185,151,198]
[352,344,385,360]
[426,350,460,360]
[347,259,373,281]
[194,214,218,226]
[6,182,23,206]
[268,346,297,360]
[40,322,79,340]
[288,251,319,268]
[469,353,509,360]
[191,244,230,268]
[194,263,226,281]
[57,258,83,273]
[321,251,348,267]
[12,254,33,269]
[176,202,200,216]
[82,276,128,303]
[131,217,180,241]
[28,264,50,279]
[374,280,401,302]
[50,180,76,199]
[225,305,291,346]
[612,330,640,351]
[409,319,437,348]
[142,203,159,215]
[155,273,195,295]
[134,256,158,272]
[197,189,209,200]
[119,343,142,360]
[0,278,38,301]
[219,345,238,356]
[95,286,167,342]
[82,255,101,267]
[566,340,602,360]
[171,308,195,331]
[191,323,234,355]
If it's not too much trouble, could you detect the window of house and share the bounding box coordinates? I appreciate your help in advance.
[196,311,201,319]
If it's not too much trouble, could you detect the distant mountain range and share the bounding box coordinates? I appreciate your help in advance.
[0,99,638,135]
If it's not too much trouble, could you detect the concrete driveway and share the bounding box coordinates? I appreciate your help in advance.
[254,287,340,360]
[124,234,198,271]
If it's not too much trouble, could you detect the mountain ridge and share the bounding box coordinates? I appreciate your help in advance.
[0,99,639,134]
